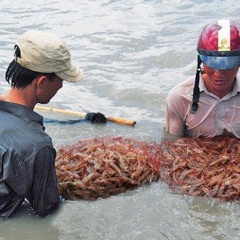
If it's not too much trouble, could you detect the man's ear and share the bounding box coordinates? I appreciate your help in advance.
[36,75,48,87]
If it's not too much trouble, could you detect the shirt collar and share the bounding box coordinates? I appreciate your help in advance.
[0,101,44,125]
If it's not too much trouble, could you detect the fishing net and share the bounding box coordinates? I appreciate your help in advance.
[56,136,240,201]
[159,136,240,201]
[56,136,161,200]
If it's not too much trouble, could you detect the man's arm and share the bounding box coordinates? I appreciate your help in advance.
[165,101,186,138]
[30,146,60,217]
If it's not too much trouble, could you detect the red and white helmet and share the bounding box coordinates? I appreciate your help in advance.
[197,19,240,69]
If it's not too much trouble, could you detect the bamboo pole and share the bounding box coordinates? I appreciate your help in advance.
[34,106,136,126]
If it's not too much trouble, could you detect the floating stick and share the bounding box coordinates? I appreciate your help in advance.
[34,105,136,126]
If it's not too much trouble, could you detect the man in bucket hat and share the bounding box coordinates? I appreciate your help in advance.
[165,19,240,138]
[0,31,84,219]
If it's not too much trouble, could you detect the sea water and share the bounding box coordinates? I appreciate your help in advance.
[0,0,240,239]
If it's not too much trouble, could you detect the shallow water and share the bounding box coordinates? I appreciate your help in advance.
[0,0,240,239]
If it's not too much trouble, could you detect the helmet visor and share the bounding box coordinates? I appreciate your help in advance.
[200,55,240,70]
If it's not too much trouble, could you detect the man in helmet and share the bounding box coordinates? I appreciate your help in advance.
[0,31,84,219]
[165,19,240,138]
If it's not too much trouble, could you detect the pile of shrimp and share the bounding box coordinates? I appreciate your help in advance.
[159,136,240,201]
[55,136,161,200]
[56,136,240,201]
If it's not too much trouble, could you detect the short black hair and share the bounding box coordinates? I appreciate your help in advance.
[5,44,56,89]
[5,60,56,89]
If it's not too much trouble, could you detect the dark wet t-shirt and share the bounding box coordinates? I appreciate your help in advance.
[0,101,60,219]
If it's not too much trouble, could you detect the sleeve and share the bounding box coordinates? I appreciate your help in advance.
[165,89,187,137]
[29,146,60,217]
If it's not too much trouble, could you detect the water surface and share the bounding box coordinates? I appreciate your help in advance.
[0,0,240,239]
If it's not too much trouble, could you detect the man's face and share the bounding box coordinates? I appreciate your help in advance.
[202,64,239,97]
[37,75,63,104]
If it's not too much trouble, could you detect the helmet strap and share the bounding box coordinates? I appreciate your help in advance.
[190,55,202,114]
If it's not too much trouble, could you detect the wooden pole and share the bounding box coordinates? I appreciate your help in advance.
[34,106,136,126]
